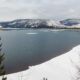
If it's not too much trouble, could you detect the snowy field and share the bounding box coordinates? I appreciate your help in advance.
[0,45,80,80]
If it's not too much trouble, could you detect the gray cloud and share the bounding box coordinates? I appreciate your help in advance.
[0,0,80,21]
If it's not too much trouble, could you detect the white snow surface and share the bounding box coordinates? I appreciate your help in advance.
[47,20,61,27]
[0,45,80,80]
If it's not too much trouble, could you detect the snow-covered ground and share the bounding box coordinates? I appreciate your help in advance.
[0,45,80,80]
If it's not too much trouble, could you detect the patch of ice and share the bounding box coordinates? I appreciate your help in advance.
[50,29,65,32]
[26,32,38,35]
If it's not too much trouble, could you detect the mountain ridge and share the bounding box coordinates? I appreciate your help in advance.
[0,18,80,29]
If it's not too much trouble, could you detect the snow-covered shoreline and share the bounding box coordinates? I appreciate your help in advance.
[0,45,80,80]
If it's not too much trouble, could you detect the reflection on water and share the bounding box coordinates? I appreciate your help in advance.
[0,29,80,74]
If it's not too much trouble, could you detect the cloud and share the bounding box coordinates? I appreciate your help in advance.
[0,0,80,21]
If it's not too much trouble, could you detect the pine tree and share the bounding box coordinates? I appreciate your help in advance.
[43,77,48,80]
[0,37,7,80]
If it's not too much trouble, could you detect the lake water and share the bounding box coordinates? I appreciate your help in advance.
[0,29,80,74]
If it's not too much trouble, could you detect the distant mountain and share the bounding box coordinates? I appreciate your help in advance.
[60,19,80,26]
[0,19,80,29]
[0,19,60,28]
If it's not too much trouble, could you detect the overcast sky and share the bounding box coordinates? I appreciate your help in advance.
[0,0,80,21]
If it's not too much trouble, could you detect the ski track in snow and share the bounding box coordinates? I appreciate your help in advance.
[0,45,80,80]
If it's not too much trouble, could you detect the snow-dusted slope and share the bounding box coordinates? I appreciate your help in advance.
[0,19,61,28]
[60,19,80,26]
[70,24,80,28]
[0,45,80,80]
[47,20,61,27]
[1,19,80,28]
[0,19,47,28]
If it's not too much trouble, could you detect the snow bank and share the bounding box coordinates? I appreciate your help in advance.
[0,45,80,80]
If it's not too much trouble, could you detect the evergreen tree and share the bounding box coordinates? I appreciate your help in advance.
[0,37,7,80]
[43,77,48,80]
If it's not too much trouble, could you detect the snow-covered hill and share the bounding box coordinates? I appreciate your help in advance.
[1,45,80,80]
[60,19,80,26]
[0,19,80,29]
[0,19,62,28]
[0,19,49,28]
